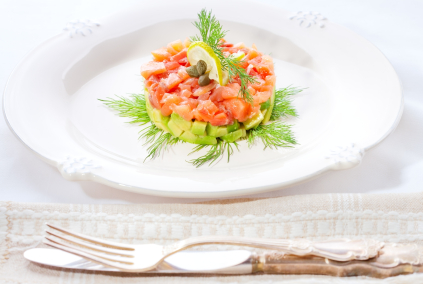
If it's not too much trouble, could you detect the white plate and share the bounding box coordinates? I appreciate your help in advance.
[3,0,403,198]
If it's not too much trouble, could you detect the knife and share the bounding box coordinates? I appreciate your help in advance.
[25,248,253,274]
[25,244,423,278]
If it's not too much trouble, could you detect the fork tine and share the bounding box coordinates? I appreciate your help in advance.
[46,229,134,257]
[43,239,134,271]
[46,223,134,250]
[45,236,134,265]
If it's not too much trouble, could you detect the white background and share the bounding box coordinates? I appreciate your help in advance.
[1,0,422,204]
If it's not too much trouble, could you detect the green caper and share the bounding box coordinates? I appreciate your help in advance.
[198,73,210,86]
[186,65,200,77]
[196,60,207,76]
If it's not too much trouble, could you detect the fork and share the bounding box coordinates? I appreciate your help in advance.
[43,223,384,272]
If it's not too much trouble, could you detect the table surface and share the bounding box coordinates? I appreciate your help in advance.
[1,0,422,204]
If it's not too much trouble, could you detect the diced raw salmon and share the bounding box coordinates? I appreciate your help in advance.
[196,100,219,121]
[143,39,276,125]
[151,47,171,61]
[254,91,272,104]
[165,73,182,91]
[193,81,218,96]
[140,62,166,79]
[183,38,191,48]
[170,49,187,62]
[171,104,194,121]
[223,98,251,122]
[168,40,184,54]
[160,93,182,116]
[180,89,192,98]
[165,61,180,71]
[246,49,260,60]
[209,112,229,126]
[177,67,190,81]
[198,92,211,101]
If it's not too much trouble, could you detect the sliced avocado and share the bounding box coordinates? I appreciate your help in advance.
[240,124,247,137]
[180,130,217,145]
[171,113,192,131]
[168,120,184,137]
[151,108,170,132]
[196,135,217,145]
[260,99,270,110]
[221,129,243,143]
[243,111,264,130]
[261,88,275,124]
[256,110,267,129]
[206,123,219,137]
[191,120,208,135]
[144,89,154,119]
[216,126,228,137]
[227,120,240,133]
[180,130,197,144]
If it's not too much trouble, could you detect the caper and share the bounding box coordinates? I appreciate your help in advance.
[186,65,200,77]
[198,73,210,86]
[196,60,207,76]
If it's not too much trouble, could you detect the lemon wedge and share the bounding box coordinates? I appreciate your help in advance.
[187,41,224,85]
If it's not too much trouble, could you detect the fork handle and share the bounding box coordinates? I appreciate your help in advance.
[167,237,383,262]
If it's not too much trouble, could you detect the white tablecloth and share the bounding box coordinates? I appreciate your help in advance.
[1,0,422,204]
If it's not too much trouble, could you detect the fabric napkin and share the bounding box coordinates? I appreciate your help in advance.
[1,192,423,283]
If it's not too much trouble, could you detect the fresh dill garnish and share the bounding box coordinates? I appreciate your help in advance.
[99,94,150,125]
[99,94,183,161]
[188,139,239,167]
[191,9,256,103]
[100,85,302,166]
[247,121,297,149]
[271,86,304,121]
[140,125,183,161]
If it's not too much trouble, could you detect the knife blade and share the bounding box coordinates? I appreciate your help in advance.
[24,248,254,274]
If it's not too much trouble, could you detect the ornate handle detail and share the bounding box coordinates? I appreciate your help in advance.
[167,237,384,262]
[369,243,423,268]
[253,243,423,278]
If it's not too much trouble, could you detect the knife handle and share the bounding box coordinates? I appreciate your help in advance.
[252,244,423,278]
[172,237,383,262]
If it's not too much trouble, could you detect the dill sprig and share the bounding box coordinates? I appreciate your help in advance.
[140,124,183,161]
[99,94,150,125]
[188,139,239,167]
[99,94,183,161]
[247,121,297,149]
[191,9,256,103]
[271,86,304,121]
[191,9,226,49]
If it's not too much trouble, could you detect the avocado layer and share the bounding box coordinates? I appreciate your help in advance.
[244,111,264,130]
[206,123,219,136]
[180,130,217,145]
[171,113,192,131]
[191,120,208,135]
[144,86,277,144]
[168,120,183,137]
[261,87,275,124]
[227,120,240,133]
[221,129,243,143]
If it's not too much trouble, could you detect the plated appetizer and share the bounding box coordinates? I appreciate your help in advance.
[101,9,303,167]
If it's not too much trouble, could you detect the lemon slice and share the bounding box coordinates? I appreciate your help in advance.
[221,70,229,86]
[232,51,245,61]
[187,41,224,85]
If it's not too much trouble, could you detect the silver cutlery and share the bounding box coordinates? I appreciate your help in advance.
[44,223,383,272]
[26,244,423,278]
